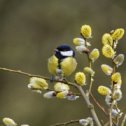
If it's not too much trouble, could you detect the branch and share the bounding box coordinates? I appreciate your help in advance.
[121,114,126,126]
[0,67,75,87]
[0,67,49,80]
[76,85,102,126]
[50,119,79,126]
[90,92,108,116]
[0,67,102,126]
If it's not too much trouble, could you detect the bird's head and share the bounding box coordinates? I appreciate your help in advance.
[54,44,75,60]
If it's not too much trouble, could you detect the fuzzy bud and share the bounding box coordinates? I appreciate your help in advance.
[75,45,89,53]
[54,82,70,92]
[75,72,86,86]
[102,45,115,58]
[56,91,68,99]
[3,118,17,126]
[111,28,125,41]
[112,108,123,118]
[83,67,95,76]
[97,86,111,96]
[113,54,124,67]
[79,117,93,126]
[81,25,92,38]
[113,88,122,101]
[89,48,100,62]
[43,91,56,99]
[66,95,79,101]
[73,38,85,46]
[101,64,113,75]
[102,33,113,46]
[111,72,121,84]
[28,77,48,92]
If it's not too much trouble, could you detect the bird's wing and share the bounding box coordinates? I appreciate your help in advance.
[48,55,58,75]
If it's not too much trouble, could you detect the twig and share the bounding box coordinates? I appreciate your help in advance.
[121,114,126,126]
[0,67,49,79]
[109,102,113,126]
[86,53,94,95]
[0,67,75,87]
[76,85,102,126]
[90,92,108,116]
[0,66,108,115]
[0,67,102,126]
[50,119,79,126]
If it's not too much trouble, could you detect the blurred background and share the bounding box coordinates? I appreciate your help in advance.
[0,0,126,125]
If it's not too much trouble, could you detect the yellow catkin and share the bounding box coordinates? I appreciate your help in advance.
[29,77,48,90]
[84,67,95,76]
[102,45,115,58]
[111,72,121,84]
[97,86,110,96]
[111,28,125,41]
[3,118,17,126]
[101,64,113,75]
[89,48,100,62]
[102,33,113,46]
[81,25,92,38]
[54,82,70,92]
[75,72,86,86]
[73,38,85,46]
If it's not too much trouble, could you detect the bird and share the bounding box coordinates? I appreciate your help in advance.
[48,44,77,79]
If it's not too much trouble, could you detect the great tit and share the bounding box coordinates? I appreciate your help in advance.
[48,44,77,78]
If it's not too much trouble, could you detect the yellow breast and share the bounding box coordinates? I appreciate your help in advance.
[61,57,77,76]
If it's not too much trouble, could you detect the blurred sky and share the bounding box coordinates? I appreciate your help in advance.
[0,0,126,126]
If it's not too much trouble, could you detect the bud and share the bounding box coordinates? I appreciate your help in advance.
[3,117,17,126]
[105,95,112,105]
[102,45,115,58]
[112,108,123,118]
[54,82,70,92]
[111,28,125,41]
[111,72,121,84]
[81,25,92,38]
[28,77,48,92]
[97,86,111,96]
[73,38,85,46]
[89,48,100,62]
[83,67,95,76]
[79,119,88,126]
[56,91,68,99]
[75,45,89,53]
[113,88,122,101]
[102,33,113,46]
[79,117,93,126]
[43,91,56,98]
[66,95,79,101]
[113,54,124,67]
[101,64,113,75]
[75,72,86,86]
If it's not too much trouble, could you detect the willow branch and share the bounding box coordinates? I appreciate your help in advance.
[88,62,94,95]
[121,114,126,126]
[0,67,75,87]
[76,85,102,126]
[90,92,108,116]
[50,119,79,126]
[0,67,49,79]
[0,67,103,126]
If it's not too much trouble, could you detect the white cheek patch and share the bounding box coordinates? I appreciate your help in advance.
[60,51,73,56]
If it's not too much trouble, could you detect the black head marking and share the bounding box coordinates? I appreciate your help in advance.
[54,44,75,60]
